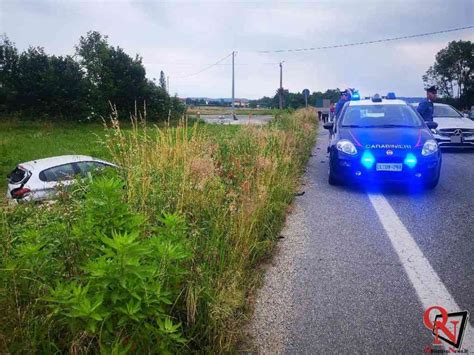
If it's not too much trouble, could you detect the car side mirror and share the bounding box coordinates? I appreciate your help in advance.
[463,113,469,118]
[323,122,334,130]
[426,121,438,129]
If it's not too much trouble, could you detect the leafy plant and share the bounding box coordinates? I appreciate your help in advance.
[0,108,316,353]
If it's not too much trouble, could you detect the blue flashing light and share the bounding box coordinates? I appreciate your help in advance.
[404,153,417,168]
[351,91,360,101]
[386,92,397,99]
[361,151,375,169]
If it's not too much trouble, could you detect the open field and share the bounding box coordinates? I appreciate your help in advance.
[0,119,240,180]
[186,105,277,116]
[0,121,109,179]
[0,109,317,353]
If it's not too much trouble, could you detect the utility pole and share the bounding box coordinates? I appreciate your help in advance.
[232,51,236,119]
[279,60,285,110]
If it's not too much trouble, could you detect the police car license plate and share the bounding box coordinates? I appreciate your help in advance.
[451,136,462,143]
[376,163,403,172]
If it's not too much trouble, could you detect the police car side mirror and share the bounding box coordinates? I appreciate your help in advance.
[426,121,438,129]
[323,122,334,130]
[463,113,469,118]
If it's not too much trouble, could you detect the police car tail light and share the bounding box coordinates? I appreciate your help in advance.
[422,139,438,156]
[361,151,375,169]
[404,153,417,168]
[336,140,357,155]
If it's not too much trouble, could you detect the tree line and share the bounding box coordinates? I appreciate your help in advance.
[0,31,185,121]
[249,89,341,109]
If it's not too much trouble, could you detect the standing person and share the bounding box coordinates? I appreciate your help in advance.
[329,103,335,121]
[317,110,322,121]
[335,90,349,117]
[417,86,437,122]
[322,112,329,123]
[335,90,351,118]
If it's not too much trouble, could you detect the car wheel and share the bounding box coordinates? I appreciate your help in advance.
[424,176,439,190]
[328,166,339,186]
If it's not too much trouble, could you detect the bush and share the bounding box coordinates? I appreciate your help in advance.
[1,174,190,353]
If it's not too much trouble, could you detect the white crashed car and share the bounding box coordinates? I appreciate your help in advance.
[6,155,117,202]
[412,103,474,148]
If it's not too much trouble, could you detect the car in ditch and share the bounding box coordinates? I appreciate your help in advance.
[411,103,474,148]
[6,155,117,202]
[324,94,441,189]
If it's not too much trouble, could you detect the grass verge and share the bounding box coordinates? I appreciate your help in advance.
[0,108,317,353]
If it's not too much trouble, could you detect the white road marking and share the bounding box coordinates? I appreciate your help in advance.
[368,193,474,350]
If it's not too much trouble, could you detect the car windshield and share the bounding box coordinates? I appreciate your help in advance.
[434,105,462,118]
[341,104,423,128]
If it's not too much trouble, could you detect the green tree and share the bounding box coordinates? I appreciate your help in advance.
[1,35,87,119]
[7,45,87,119]
[43,55,88,117]
[76,31,147,117]
[0,35,19,111]
[159,70,167,91]
[1,31,185,121]
[423,40,473,99]
[76,31,184,120]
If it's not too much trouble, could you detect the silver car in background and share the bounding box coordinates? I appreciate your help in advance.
[6,155,116,202]
[412,103,474,148]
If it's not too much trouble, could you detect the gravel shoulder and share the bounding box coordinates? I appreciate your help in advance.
[245,202,312,353]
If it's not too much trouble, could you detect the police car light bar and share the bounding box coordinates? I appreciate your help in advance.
[351,91,361,101]
[372,94,382,103]
[386,92,396,99]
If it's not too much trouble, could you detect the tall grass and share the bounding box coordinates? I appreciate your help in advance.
[103,108,316,350]
[0,108,316,352]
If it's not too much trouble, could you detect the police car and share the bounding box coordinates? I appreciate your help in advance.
[324,94,441,189]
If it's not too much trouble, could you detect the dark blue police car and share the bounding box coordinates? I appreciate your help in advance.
[324,94,442,189]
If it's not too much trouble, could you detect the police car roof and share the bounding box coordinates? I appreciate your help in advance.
[349,99,406,106]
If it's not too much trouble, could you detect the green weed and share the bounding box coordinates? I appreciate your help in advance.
[0,108,317,353]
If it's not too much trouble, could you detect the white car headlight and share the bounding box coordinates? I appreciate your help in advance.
[336,139,357,155]
[422,139,438,156]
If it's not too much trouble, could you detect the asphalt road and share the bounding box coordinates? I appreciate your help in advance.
[200,114,272,125]
[249,123,474,353]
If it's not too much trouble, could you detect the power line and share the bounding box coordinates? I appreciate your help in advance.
[174,52,233,79]
[145,62,279,66]
[255,25,474,53]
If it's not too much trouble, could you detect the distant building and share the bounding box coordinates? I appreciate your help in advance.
[234,99,249,108]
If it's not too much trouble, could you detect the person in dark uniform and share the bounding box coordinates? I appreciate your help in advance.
[417,86,437,122]
[335,90,351,118]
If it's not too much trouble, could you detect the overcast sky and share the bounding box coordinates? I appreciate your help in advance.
[1,0,473,99]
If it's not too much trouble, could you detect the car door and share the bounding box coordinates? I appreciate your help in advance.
[38,163,79,199]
